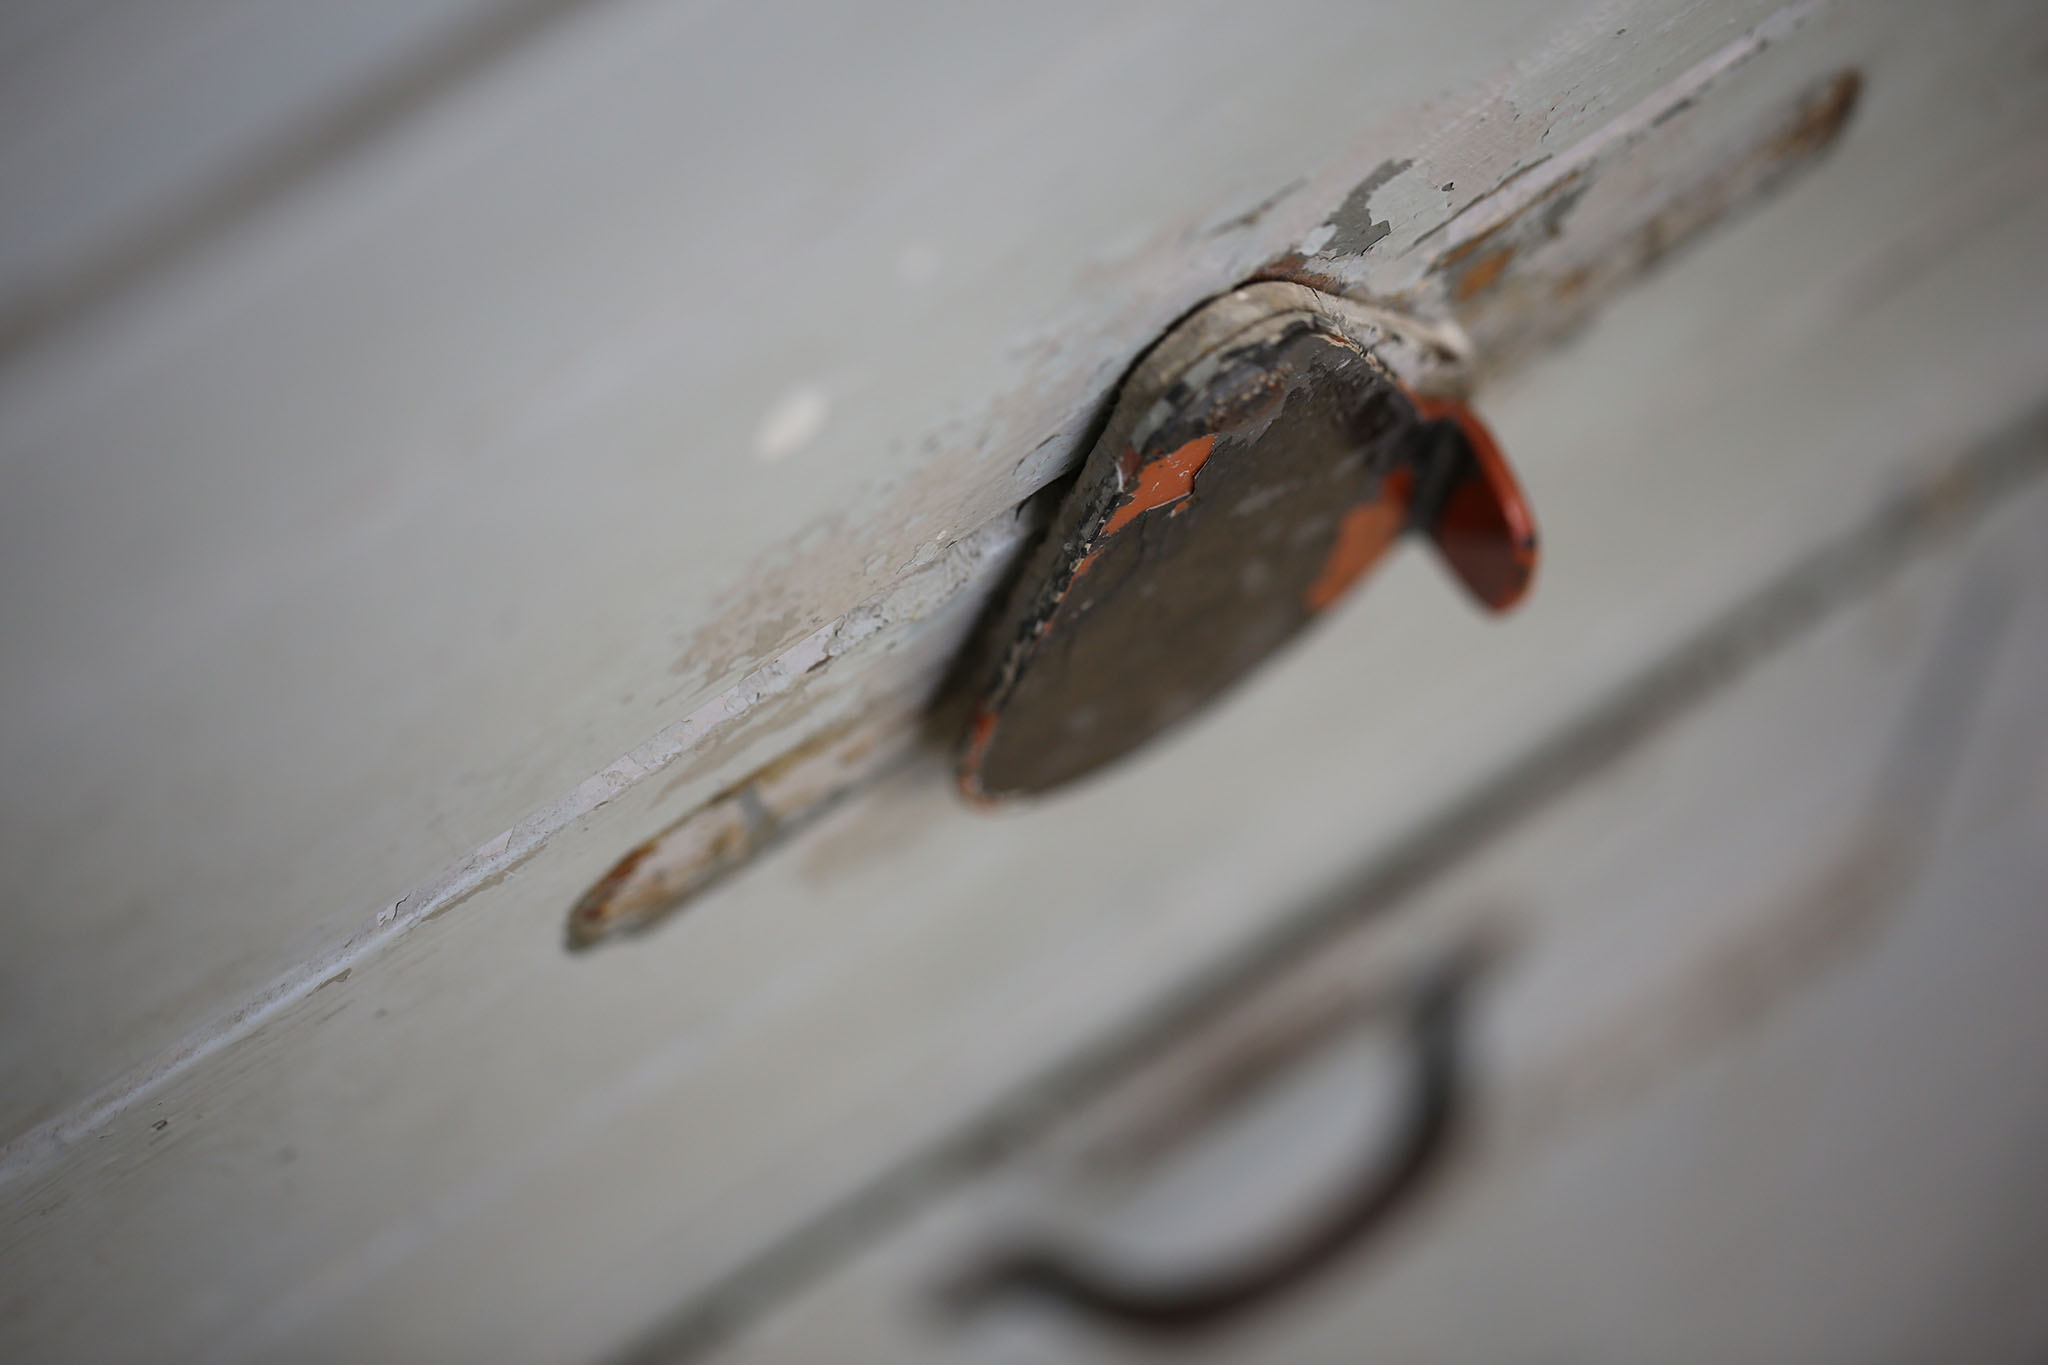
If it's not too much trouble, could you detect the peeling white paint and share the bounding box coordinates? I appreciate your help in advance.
[0,509,1028,1184]
[0,0,1872,1192]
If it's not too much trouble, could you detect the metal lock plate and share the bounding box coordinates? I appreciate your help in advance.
[960,283,1537,801]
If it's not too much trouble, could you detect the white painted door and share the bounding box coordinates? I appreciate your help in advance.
[4,1,2046,1360]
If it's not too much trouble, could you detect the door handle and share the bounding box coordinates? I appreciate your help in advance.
[943,950,1480,1333]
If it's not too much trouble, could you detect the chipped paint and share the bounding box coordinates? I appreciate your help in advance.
[1318,158,1414,256]
[960,285,1538,801]
[1263,3,1858,383]
[1447,245,1516,303]
[567,712,921,947]
[0,510,1031,1174]
[1433,69,1861,362]
[1305,468,1413,612]
[586,4,1853,792]
[1101,436,1215,537]
[1,0,1894,1187]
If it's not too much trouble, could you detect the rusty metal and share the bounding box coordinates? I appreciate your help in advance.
[959,282,1536,801]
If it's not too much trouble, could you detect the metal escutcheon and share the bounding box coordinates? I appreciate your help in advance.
[960,283,1538,801]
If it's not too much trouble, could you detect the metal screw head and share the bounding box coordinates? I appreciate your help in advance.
[960,283,1536,802]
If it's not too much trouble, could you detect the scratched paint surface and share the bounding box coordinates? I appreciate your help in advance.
[567,713,922,947]
[961,285,1535,800]
[8,0,2048,1359]
[567,43,1843,905]
[1,0,1840,1146]
[696,459,2048,1365]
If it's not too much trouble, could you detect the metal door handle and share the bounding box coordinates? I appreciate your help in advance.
[944,954,1476,1333]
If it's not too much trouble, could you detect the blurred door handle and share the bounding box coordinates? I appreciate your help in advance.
[943,953,1478,1333]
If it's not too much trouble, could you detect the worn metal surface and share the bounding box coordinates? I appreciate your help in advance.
[960,284,1536,800]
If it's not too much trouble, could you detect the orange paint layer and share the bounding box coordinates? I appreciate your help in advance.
[1305,470,1412,612]
[956,706,1000,802]
[1410,396,1538,611]
[1452,245,1515,301]
[1101,435,1215,538]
